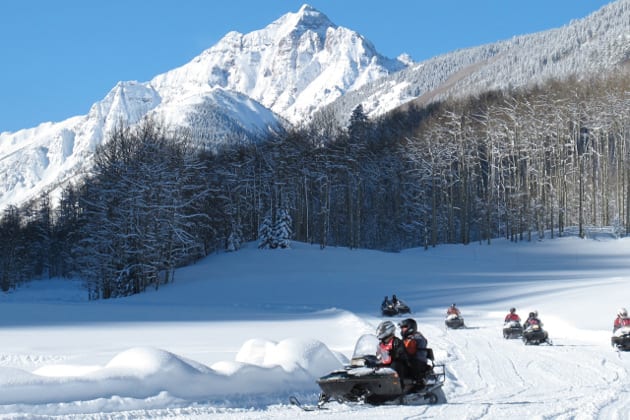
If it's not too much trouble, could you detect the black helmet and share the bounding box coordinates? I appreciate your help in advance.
[510,307,516,313]
[529,312,535,318]
[376,321,396,341]
[399,318,417,336]
[451,303,456,308]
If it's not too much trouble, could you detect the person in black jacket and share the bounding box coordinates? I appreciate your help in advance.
[399,318,430,382]
[523,311,542,329]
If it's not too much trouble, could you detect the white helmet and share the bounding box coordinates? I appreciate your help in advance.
[618,308,628,317]
[376,321,396,340]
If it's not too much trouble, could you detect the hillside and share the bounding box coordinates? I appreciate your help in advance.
[323,0,630,121]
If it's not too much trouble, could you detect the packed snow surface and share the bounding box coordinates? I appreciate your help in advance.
[1,233,630,418]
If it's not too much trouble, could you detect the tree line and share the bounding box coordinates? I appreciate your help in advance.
[1,71,628,297]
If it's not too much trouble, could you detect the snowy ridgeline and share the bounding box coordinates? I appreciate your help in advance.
[2,236,630,418]
[2,1,629,217]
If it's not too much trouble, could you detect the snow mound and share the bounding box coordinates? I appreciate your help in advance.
[105,347,211,376]
[236,337,343,376]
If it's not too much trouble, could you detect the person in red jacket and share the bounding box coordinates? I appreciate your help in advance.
[375,320,409,383]
[613,308,630,332]
[446,303,461,316]
[504,307,521,323]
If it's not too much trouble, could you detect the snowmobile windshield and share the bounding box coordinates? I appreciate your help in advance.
[352,334,379,359]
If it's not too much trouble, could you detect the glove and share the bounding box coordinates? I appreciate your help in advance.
[364,358,377,368]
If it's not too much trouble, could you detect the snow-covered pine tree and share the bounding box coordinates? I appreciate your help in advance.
[274,208,293,249]
[258,211,276,249]
[226,220,243,251]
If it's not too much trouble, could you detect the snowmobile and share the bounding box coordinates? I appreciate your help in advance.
[522,324,551,345]
[502,320,523,339]
[444,314,465,329]
[311,334,445,408]
[611,326,630,351]
[381,299,411,316]
[381,300,398,316]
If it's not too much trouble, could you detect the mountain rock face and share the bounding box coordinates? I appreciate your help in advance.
[1,1,629,212]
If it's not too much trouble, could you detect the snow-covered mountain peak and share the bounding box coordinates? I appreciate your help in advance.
[279,3,336,37]
[87,81,161,132]
[149,4,406,124]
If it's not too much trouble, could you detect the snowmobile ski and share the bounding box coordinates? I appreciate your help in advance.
[289,395,327,411]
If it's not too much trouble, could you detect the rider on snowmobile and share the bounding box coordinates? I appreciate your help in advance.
[613,308,630,332]
[446,303,461,316]
[505,307,521,322]
[523,311,543,329]
[399,318,430,381]
[375,320,409,381]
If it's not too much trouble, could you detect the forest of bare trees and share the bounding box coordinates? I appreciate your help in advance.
[1,71,628,298]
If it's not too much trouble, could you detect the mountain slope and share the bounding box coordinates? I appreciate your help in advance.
[0,4,405,211]
[323,0,630,120]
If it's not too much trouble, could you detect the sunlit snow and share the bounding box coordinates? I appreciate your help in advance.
[2,232,630,418]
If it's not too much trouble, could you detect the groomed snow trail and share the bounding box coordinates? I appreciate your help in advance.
[416,312,630,419]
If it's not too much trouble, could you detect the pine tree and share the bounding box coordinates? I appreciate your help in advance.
[226,219,243,252]
[258,212,276,249]
[274,208,293,248]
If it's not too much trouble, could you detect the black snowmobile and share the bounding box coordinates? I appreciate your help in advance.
[522,324,551,345]
[502,320,523,339]
[313,334,445,407]
[611,326,630,351]
[381,299,398,316]
[445,314,465,329]
[381,299,411,316]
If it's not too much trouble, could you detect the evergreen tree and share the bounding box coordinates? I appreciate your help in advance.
[274,208,293,248]
[258,211,276,249]
[226,219,243,252]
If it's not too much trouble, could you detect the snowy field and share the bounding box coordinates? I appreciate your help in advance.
[1,233,630,419]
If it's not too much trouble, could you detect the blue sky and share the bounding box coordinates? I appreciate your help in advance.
[0,0,616,133]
